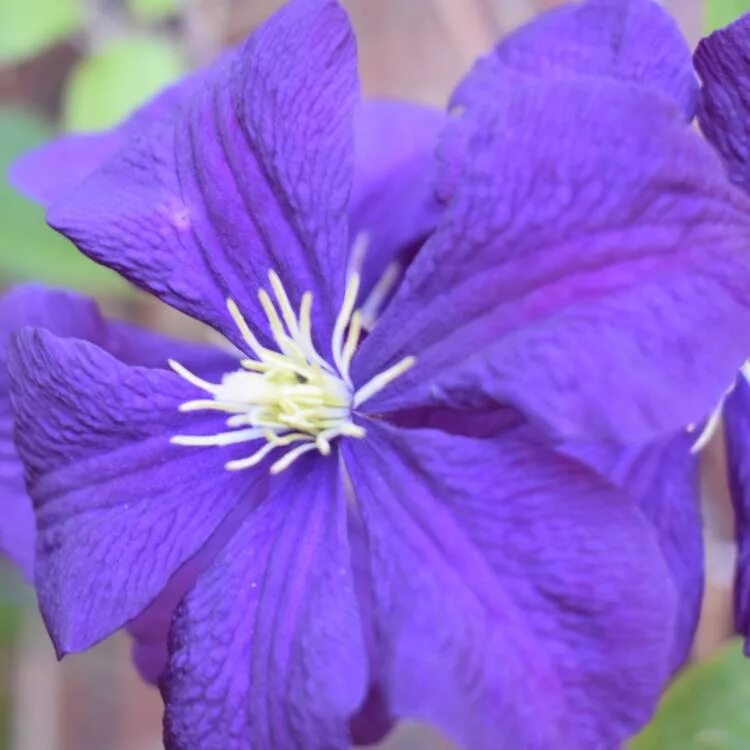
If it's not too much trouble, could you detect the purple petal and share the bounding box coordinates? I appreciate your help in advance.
[354,76,750,443]
[0,285,105,349]
[0,401,34,579]
[11,98,443,354]
[351,100,444,297]
[455,0,696,118]
[564,433,703,673]
[723,375,750,645]
[8,328,262,654]
[346,508,394,745]
[0,285,232,582]
[131,635,167,685]
[343,421,675,748]
[163,456,367,750]
[695,13,750,193]
[10,132,123,207]
[127,499,244,684]
[104,319,232,375]
[0,286,104,579]
[47,0,358,347]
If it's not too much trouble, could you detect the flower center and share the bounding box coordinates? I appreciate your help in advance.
[169,268,414,474]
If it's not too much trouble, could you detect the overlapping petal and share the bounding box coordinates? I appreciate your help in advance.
[723,376,750,645]
[45,0,358,349]
[163,456,367,750]
[354,75,750,443]
[565,433,703,672]
[455,0,696,118]
[343,421,675,749]
[695,14,750,193]
[10,132,123,207]
[350,100,444,297]
[8,328,263,654]
[0,392,33,578]
[9,61,218,206]
[346,511,394,745]
[0,285,230,579]
[0,286,106,578]
[127,509,242,684]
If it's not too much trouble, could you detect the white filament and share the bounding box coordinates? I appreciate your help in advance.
[170,266,414,473]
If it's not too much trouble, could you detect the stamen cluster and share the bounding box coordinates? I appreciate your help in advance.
[170,269,413,474]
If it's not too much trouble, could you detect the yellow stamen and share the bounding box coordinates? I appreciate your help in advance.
[331,272,360,376]
[225,442,279,471]
[170,258,413,474]
[268,270,300,338]
[168,359,220,394]
[340,310,362,385]
[179,399,248,413]
[226,299,265,358]
[360,261,401,331]
[353,356,416,408]
[270,442,319,474]
[171,427,266,447]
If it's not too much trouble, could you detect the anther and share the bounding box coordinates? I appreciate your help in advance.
[171,262,414,474]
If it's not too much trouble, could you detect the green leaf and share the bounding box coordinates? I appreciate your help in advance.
[705,0,750,33]
[0,107,125,293]
[0,0,82,63]
[631,639,750,750]
[63,36,184,132]
[0,567,28,644]
[129,0,179,23]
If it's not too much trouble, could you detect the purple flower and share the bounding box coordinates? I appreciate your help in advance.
[695,11,750,655]
[8,0,750,747]
[5,23,443,688]
[483,0,750,671]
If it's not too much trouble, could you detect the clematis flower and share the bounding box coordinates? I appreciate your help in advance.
[4,61,443,690]
[695,11,750,655]
[8,0,750,748]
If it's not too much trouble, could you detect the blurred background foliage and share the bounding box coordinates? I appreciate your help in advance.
[632,640,750,750]
[0,0,748,748]
[63,36,183,131]
[707,0,750,31]
[0,0,184,298]
[0,0,82,64]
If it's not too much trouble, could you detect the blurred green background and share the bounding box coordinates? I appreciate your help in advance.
[0,0,183,297]
[0,0,748,748]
